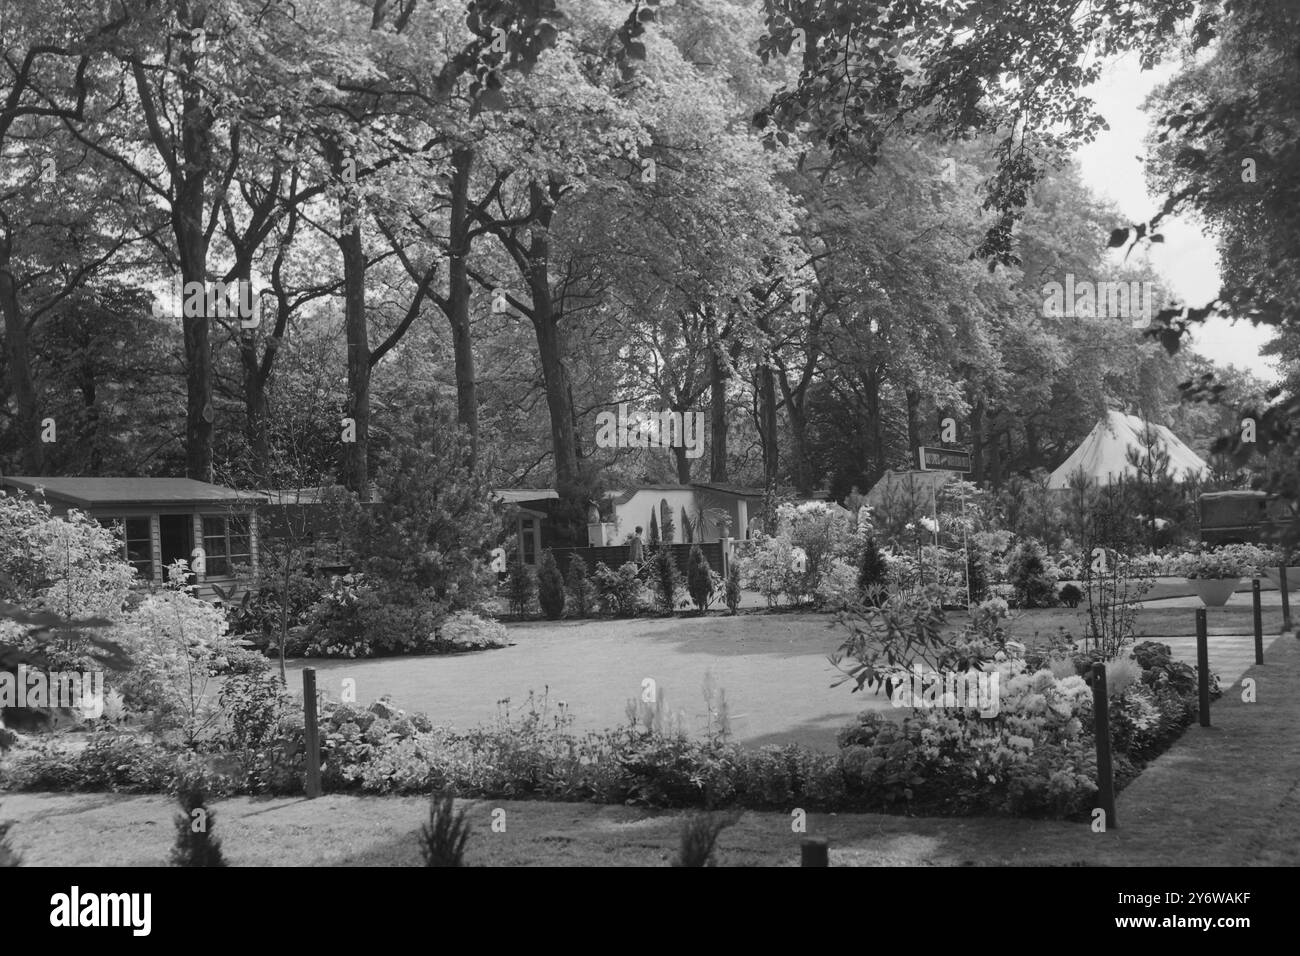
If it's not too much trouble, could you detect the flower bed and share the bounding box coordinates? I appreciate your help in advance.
[2,637,1211,819]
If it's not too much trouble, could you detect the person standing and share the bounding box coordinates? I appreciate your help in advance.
[628,526,644,562]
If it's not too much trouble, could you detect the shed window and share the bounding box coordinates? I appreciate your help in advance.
[202,515,251,577]
[99,517,154,581]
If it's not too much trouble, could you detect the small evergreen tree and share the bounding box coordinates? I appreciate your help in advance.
[661,503,675,544]
[681,507,693,543]
[649,544,682,614]
[687,545,713,612]
[536,549,566,620]
[419,791,470,867]
[858,537,889,606]
[171,775,226,867]
[724,560,742,615]
[565,554,594,618]
[505,554,536,619]
[649,509,660,546]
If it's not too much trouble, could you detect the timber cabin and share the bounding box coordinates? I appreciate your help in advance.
[1,476,265,600]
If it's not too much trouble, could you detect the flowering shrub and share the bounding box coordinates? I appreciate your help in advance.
[814,557,860,610]
[436,611,508,651]
[737,532,799,607]
[110,566,250,743]
[0,494,137,620]
[1175,544,1272,579]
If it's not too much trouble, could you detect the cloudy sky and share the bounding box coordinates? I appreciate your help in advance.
[1076,52,1279,383]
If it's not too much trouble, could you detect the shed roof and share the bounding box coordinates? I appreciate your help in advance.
[2,476,265,508]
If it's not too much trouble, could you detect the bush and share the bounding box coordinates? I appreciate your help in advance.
[565,555,595,618]
[304,578,442,657]
[858,537,889,606]
[1059,583,1083,608]
[966,550,990,604]
[686,546,713,612]
[505,556,536,619]
[815,557,860,610]
[1008,539,1058,608]
[592,562,642,617]
[724,561,741,615]
[437,611,508,651]
[111,572,251,743]
[536,550,566,620]
[648,546,683,615]
[171,773,227,867]
[419,791,470,867]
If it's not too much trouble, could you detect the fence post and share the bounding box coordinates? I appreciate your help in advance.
[1253,578,1264,665]
[1196,608,1211,728]
[303,667,321,798]
[1280,565,1293,632]
[1090,662,1117,831]
[801,837,829,866]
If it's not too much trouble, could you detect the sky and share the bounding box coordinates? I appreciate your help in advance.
[1075,53,1280,385]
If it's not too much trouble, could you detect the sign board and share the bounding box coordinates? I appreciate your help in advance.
[918,446,972,473]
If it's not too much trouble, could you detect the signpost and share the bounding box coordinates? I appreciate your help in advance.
[918,446,973,608]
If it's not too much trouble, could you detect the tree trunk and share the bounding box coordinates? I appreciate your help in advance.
[526,181,581,502]
[0,265,41,472]
[905,388,923,465]
[447,146,478,461]
[756,362,780,491]
[339,223,370,500]
[862,369,886,482]
[708,345,729,482]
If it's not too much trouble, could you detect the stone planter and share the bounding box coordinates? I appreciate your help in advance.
[1262,567,1300,592]
[1188,577,1242,607]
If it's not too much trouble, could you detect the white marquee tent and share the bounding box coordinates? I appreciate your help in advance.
[1046,411,1209,489]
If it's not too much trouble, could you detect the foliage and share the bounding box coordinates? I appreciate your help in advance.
[673,811,739,867]
[111,564,249,744]
[592,562,643,618]
[1175,544,1271,579]
[536,550,566,620]
[300,574,443,657]
[170,773,227,867]
[505,557,536,620]
[437,612,509,652]
[724,561,742,616]
[814,557,860,611]
[1059,583,1084,608]
[332,400,500,615]
[419,791,471,867]
[647,545,683,615]
[565,555,595,619]
[686,546,714,613]
[1007,539,1059,608]
[857,537,889,606]
[0,493,137,620]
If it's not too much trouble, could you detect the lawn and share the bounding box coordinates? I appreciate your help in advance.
[276,595,1287,752]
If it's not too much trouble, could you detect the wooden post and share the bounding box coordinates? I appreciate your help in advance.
[801,836,828,867]
[1280,565,1293,632]
[1253,578,1264,666]
[303,667,321,798]
[1090,662,1117,830]
[1196,608,1210,728]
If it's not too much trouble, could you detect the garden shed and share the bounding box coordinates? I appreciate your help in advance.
[1,476,266,599]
